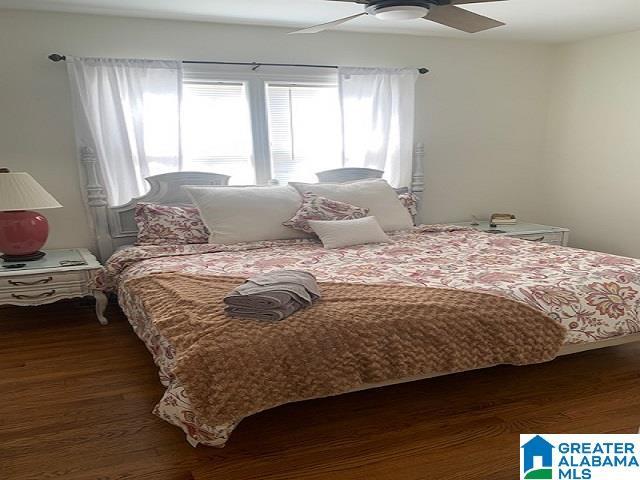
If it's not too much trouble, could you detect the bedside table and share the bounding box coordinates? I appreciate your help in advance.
[453,221,570,246]
[0,248,107,325]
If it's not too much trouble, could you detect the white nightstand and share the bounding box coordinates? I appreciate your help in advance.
[0,248,107,325]
[452,221,570,246]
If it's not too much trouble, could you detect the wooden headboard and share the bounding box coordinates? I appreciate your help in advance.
[81,144,425,261]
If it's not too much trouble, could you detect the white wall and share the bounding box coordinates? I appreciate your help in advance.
[0,9,553,251]
[543,30,640,258]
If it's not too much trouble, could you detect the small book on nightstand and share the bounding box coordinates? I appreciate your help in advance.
[490,213,517,225]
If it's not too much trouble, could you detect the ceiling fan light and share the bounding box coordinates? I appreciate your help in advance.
[374,5,429,21]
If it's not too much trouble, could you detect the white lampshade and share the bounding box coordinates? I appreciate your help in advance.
[0,172,63,211]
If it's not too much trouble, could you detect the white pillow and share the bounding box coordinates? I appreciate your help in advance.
[185,185,309,244]
[290,179,413,232]
[307,217,391,249]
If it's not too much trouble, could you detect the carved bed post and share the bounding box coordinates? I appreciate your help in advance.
[81,147,113,262]
[411,143,426,223]
[411,142,425,200]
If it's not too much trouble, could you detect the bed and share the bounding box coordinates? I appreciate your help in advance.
[80,146,640,447]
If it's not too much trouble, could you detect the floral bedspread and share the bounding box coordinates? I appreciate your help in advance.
[106,225,640,446]
[108,225,640,344]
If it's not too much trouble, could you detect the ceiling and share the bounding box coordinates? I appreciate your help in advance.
[2,0,640,43]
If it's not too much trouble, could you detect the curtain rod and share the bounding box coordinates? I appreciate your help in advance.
[47,54,429,74]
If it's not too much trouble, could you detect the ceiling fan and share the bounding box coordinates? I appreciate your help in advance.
[290,0,507,35]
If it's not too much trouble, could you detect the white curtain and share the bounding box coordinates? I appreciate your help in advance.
[338,67,418,188]
[67,57,183,206]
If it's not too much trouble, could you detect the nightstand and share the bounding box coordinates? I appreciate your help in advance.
[452,221,570,246]
[0,248,107,325]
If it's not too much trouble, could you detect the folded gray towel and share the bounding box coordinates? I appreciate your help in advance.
[246,270,321,301]
[225,283,314,308]
[224,299,302,322]
[224,289,295,310]
[223,270,320,321]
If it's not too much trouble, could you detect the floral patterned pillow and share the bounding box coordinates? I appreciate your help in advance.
[283,193,370,234]
[135,203,209,246]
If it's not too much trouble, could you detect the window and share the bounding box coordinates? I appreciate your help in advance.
[180,68,343,185]
[266,83,342,184]
[181,81,255,184]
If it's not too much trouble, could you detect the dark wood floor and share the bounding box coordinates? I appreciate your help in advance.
[2,301,640,480]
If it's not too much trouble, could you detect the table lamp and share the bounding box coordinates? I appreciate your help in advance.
[0,169,63,262]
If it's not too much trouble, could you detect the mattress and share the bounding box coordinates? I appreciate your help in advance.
[103,225,640,446]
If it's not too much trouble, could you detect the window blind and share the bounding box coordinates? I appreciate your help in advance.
[181,82,255,184]
[266,83,343,184]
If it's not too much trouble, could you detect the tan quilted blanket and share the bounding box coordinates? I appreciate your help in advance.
[126,273,567,427]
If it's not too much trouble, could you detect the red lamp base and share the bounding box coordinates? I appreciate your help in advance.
[0,210,49,262]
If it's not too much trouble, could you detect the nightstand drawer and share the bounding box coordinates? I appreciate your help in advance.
[0,284,89,304]
[0,271,85,291]
[511,232,564,245]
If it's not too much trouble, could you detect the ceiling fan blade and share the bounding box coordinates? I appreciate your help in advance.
[451,0,508,4]
[289,12,366,34]
[425,5,504,33]
[325,0,368,3]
